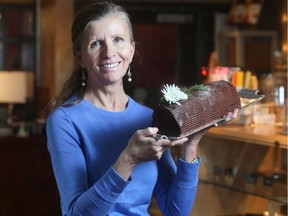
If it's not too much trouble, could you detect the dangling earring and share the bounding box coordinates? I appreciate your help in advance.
[82,69,86,87]
[127,65,132,82]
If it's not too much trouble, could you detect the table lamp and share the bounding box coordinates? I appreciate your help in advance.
[0,71,33,137]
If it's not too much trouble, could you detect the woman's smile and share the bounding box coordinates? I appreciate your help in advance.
[101,62,120,69]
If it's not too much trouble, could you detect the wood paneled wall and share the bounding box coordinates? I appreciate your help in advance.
[39,0,74,98]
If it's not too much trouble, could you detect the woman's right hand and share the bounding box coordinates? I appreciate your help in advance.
[124,127,170,164]
[113,127,187,180]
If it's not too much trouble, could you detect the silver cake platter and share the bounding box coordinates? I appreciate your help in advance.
[154,88,265,140]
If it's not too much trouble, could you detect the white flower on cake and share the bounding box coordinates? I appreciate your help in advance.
[161,84,188,105]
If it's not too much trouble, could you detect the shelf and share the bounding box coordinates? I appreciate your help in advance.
[196,124,287,215]
[206,124,287,148]
[199,178,287,205]
[217,30,277,76]
[0,5,36,71]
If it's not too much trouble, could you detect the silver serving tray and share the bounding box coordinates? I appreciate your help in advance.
[154,88,265,140]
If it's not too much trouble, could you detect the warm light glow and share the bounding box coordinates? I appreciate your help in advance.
[282,43,288,53]
[282,14,287,23]
[0,71,34,104]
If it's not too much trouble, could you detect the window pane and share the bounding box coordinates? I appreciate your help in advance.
[4,9,21,36]
[22,9,33,36]
[0,5,35,71]
[0,10,3,37]
[0,10,3,68]
[21,43,34,70]
[5,42,21,70]
[0,43,3,68]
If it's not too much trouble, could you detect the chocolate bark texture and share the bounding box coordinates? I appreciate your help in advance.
[152,80,241,138]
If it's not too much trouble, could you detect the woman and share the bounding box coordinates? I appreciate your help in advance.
[46,2,237,216]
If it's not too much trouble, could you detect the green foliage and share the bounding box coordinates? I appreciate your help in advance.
[181,84,207,94]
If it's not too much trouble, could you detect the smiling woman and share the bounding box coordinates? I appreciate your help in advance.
[47,2,205,215]
[45,2,237,216]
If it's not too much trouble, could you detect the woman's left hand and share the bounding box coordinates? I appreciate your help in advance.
[222,108,239,123]
[181,108,239,162]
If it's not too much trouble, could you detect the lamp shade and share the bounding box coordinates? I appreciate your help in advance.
[0,71,33,104]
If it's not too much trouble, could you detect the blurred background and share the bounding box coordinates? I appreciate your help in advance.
[0,0,286,215]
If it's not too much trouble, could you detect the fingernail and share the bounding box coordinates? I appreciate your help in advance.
[151,127,159,133]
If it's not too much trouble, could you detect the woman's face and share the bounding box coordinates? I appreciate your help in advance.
[78,14,135,86]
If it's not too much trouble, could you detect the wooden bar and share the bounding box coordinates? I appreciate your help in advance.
[192,124,287,215]
[206,124,287,148]
[0,135,61,216]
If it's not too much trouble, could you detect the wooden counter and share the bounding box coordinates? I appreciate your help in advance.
[192,124,287,216]
[206,124,287,148]
[0,135,61,216]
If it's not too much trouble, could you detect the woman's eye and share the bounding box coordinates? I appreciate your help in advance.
[114,37,124,43]
[90,41,100,48]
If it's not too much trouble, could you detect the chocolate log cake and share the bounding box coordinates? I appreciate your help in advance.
[152,80,241,138]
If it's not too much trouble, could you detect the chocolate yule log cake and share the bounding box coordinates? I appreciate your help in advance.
[152,80,241,138]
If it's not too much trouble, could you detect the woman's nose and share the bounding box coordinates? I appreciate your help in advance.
[102,42,115,59]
